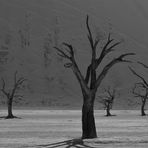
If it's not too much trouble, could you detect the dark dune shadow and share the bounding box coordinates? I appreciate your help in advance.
[36,138,95,148]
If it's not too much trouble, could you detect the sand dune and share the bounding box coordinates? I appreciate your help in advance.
[0,1,148,108]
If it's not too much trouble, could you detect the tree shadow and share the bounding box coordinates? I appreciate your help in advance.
[140,114,147,117]
[105,114,116,117]
[0,116,21,119]
[135,113,148,117]
[5,116,21,119]
[0,116,6,120]
[37,138,95,148]
[98,114,116,117]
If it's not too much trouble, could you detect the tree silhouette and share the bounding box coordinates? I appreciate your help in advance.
[98,87,116,116]
[55,15,134,139]
[1,71,26,119]
[129,65,148,116]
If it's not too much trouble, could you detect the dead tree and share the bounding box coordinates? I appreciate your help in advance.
[99,87,116,116]
[132,83,148,116]
[129,66,148,116]
[54,15,134,139]
[1,71,26,119]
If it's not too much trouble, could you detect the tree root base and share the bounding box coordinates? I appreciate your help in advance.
[5,116,21,119]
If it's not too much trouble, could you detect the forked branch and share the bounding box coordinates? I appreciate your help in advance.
[129,67,148,88]
[95,34,121,69]
[54,43,89,93]
[95,53,135,89]
[54,46,71,60]
[1,71,26,99]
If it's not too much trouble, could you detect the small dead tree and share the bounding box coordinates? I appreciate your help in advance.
[1,71,26,119]
[129,66,148,116]
[55,15,134,139]
[99,87,116,116]
[132,83,148,116]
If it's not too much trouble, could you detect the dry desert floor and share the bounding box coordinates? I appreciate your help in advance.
[0,110,148,148]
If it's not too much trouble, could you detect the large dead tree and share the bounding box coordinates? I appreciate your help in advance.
[1,71,26,119]
[99,87,116,116]
[129,66,148,116]
[55,15,134,139]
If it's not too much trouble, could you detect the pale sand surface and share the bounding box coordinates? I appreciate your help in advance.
[0,110,148,148]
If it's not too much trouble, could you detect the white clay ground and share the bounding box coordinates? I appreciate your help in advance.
[0,110,148,148]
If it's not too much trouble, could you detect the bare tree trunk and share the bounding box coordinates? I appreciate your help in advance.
[106,105,111,116]
[82,94,97,139]
[141,100,146,116]
[7,98,14,118]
